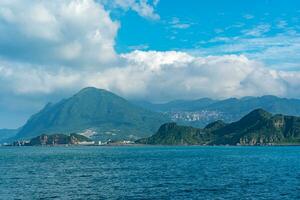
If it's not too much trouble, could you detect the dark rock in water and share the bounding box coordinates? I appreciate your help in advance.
[137,109,300,145]
[28,133,91,146]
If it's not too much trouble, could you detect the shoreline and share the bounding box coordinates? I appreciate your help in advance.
[1,143,300,147]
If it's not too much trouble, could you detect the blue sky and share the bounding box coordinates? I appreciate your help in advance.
[114,0,300,70]
[1,0,300,128]
[117,0,290,51]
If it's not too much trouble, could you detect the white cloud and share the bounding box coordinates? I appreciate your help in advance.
[243,14,254,20]
[101,0,160,20]
[195,32,300,70]
[277,20,288,29]
[0,0,119,67]
[106,51,297,101]
[3,50,300,102]
[0,60,81,95]
[170,17,192,29]
[242,24,271,37]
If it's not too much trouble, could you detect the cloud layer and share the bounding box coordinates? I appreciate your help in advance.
[1,50,299,101]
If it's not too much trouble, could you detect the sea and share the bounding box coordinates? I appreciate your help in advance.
[0,146,299,200]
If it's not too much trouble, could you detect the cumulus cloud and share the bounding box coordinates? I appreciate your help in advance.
[0,0,119,67]
[89,51,297,101]
[0,61,80,95]
[3,49,300,102]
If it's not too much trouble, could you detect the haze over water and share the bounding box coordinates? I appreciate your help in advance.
[1,146,299,199]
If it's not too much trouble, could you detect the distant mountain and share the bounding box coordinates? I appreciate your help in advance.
[0,129,18,143]
[28,133,91,146]
[133,95,300,127]
[15,87,169,141]
[134,98,217,112]
[136,109,300,145]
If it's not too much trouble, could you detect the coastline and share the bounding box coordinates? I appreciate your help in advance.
[2,143,300,147]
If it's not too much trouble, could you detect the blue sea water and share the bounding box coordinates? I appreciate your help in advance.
[0,146,299,200]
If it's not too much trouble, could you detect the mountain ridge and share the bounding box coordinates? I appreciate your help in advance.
[133,95,300,127]
[136,109,300,145]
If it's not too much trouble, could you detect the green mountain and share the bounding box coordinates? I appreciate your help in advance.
[28,133,91,146]
[15,87,168,141]
[0,129,18,143]
[136,109,300,145]
[136,123,203,145]
[134,95,300,127]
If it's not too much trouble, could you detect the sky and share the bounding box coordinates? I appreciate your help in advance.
[1,0,300,128]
